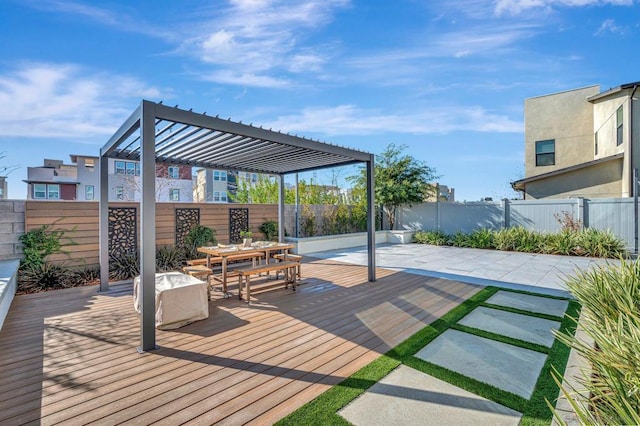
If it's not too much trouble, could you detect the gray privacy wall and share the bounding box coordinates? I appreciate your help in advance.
[0,200,25,261]
[398,198,637,251]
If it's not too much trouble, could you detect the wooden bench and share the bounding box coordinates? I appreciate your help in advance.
[182,265,214,300]
[272,253,302,281]
[236,261,300,303]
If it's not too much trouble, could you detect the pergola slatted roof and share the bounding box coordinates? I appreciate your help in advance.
[103,101,370,175]
[99,100,376,353]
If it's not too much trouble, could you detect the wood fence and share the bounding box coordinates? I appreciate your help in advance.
[24,201,278,267]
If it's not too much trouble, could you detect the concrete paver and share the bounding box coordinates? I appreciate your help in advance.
[306,243,610,297]
[458,306,561,347]
[414,329,547,399]
[486,291,569,317]
[338,365,521,426]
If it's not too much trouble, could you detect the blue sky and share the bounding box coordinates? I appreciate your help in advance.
[1,0,639,200]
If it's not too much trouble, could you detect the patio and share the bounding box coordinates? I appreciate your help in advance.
[0,257,481,424]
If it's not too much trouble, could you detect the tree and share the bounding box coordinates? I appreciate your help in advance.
[349,143,438,230]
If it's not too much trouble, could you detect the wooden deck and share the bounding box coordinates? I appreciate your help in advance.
[0,258,482,425]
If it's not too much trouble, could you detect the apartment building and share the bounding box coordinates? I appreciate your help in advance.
[194,169,264,203]
[512,82,639,199]
[25,155,193,202]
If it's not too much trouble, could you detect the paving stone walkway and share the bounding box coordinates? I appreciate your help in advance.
[337,290,570,425]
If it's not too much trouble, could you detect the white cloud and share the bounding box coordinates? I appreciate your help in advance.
[0,62,166,138]
[264,105,522,136]
[23,0,176,40]
[495,0,634,15]
[594,18,626,35]
[182,0,349,87]
[201,70,290,88]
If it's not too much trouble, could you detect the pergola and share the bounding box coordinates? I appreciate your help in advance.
[99,100,376,352]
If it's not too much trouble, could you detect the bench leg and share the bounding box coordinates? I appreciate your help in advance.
[246,275,251,304]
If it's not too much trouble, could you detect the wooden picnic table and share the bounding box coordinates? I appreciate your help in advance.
[197,242,294,297]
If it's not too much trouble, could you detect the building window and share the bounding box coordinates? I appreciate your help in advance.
[135,163,140,176]
[33,183,46,199]
[115,186,124,200]
[616,106,623,146]
[169,188,180,201]
[85,159,95,172]
[115,161,125,175]
[594,132,598,156]
[220,191,227,202]
[535,139,555,166]
[85,185,94,200]
[251,173,258,183]
[213,191,220,202]
[168,166,179,179]
[213,170,227,181]
[126,162,136,175]
[47,184,60,199]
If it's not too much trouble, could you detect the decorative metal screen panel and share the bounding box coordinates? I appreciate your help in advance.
[109,207,137,257]
[175,208,200,247]
[229,208,249,243]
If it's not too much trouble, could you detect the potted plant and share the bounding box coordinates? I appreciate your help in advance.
[240,230,253,247]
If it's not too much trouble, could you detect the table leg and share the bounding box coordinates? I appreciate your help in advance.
[222,257,229,298]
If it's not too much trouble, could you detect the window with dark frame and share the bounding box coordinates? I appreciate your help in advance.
[169,188,180,201]
[535,139,555,166]
[595,132,598,156]
[616,106,623,146]
[115,161,125,175]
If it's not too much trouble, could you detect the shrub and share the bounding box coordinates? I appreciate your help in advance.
[493,228,517,251]
[554,210,582,232]
[494,227,543,253]
[467,228,495,249]
[450,231,471,247]
[577,228,626,258]
[543,230,579,256]
[183,225,216,259]
[552,259,640,425]
[18,263,74,293]
[259,219,278,241]
[413,230,449,246]
[156,245,185,272]
[300,206,316,237]
[19,224,74,270]
[109,251,140,281]
[73,265,101,286]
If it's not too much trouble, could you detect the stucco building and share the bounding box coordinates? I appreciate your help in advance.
[512,82,639,199]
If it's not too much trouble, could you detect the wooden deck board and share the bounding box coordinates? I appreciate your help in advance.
[0,258,482,425]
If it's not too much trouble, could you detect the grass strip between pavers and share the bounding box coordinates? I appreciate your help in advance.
[450,323,551,354]
[520,299,581,426]
[275,286,499,425]
[481,302,565,322]
[276,286,580,426]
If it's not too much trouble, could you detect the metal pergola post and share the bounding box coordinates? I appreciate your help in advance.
[99,155,110,292]
[366,154,376,282]
[278,174,285,243]
[139,100,157,352]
